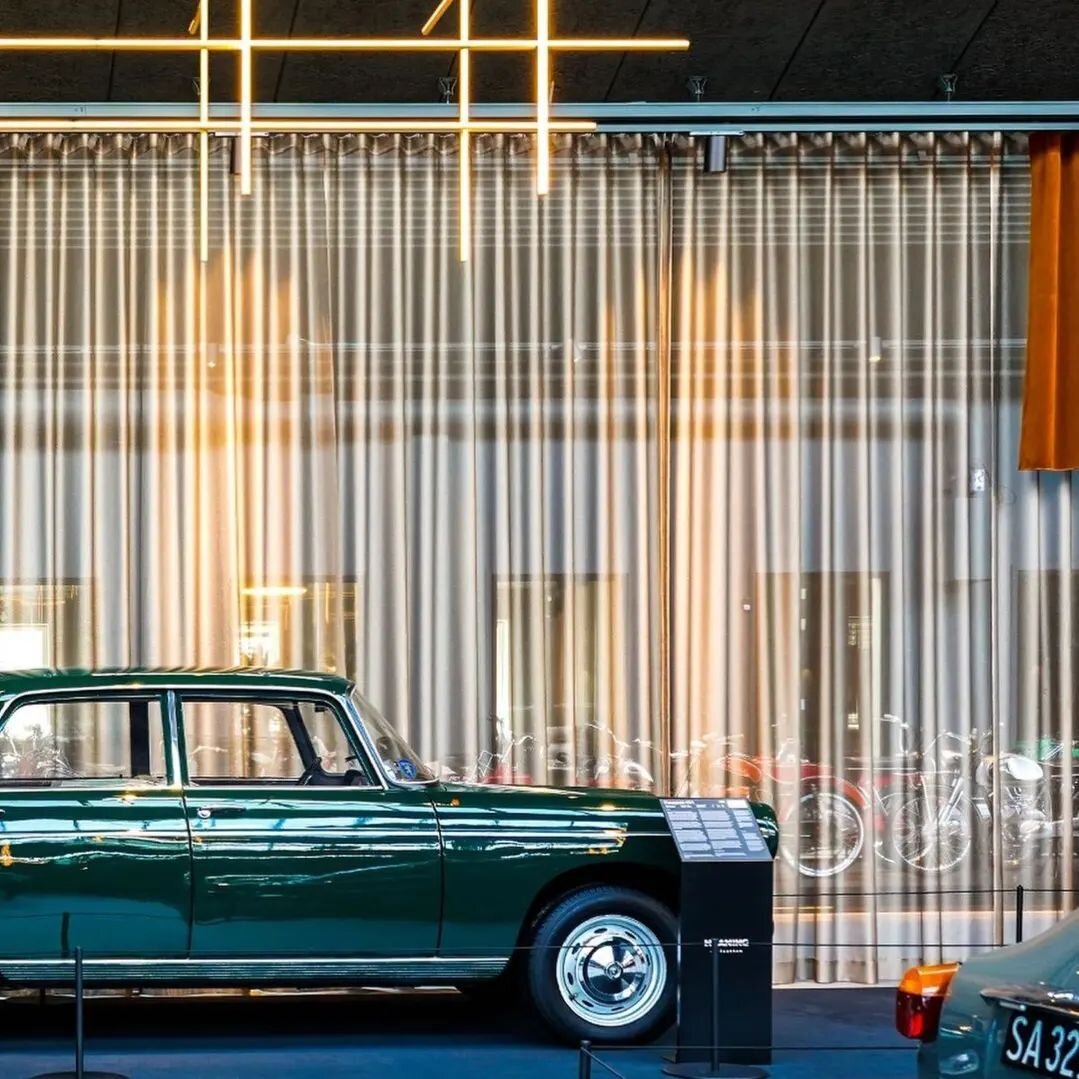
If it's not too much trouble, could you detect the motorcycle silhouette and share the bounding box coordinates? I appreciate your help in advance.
[887,729,1046,874]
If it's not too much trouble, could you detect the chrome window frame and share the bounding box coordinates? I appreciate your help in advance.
[0,679,439,793]
[0,688,176,791]
[169,685,386,792]
[346,684,438,789]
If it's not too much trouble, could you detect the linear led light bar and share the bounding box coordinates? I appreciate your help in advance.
[0,3,688,261]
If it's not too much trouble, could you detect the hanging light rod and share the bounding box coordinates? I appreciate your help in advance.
[0,118,596,132]
[0,35,687,52]
[421,0,458,35]
[0,1,688,263]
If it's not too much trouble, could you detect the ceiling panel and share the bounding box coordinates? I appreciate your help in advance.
[0,0,117,101]
[955,0,1079,99]
[275,0,450,103]
[774,0,992,100]
[609,0,818,103]
[0,0,1069,104]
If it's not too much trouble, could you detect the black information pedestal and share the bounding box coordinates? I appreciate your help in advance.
[660,798,773,1079]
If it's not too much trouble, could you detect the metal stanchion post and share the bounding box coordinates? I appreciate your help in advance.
[26,947,128,1079]
[75,948,83,1079]
[1016,884,1025,944]
[710,942,720,1076]
[578,1040,592,1079]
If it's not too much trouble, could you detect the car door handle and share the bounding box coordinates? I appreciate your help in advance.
[196,805,245,820]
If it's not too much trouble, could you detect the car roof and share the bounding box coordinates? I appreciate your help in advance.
[0,668,355,698]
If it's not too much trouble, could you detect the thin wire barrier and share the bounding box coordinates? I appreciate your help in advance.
[362,882,1054,955]
[574,931,935,1077]
[579,881,1042,1074]
[565,885,1058,1074]
[773,885,1077,899]
[578,1040,630,1079]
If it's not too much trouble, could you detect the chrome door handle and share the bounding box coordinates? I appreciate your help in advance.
[196,805,244,820]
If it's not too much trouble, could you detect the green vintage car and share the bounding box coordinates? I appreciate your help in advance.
[0,668,778,1043]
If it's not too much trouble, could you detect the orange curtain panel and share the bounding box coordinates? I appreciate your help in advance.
[1019,132,1079,470]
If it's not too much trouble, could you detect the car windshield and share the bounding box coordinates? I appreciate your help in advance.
[349,688,434,783]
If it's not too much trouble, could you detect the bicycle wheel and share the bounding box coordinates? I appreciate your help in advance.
[890,784,973,873]
[779,790,865,878]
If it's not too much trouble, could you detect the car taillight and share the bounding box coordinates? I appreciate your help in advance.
[896,963,960,1041]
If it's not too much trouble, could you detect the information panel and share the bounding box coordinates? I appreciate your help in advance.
[660,797,771,862]
[660,796,774,1072]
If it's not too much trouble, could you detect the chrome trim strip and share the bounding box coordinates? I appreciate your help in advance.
[0,956,508,985]
[184,789,384,798]
[442,829,625,841]
[982,986,1079,1020]
[186,831,437,841]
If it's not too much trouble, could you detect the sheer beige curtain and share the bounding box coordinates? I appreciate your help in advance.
[0,131,665,787]
[668,131,1074,983]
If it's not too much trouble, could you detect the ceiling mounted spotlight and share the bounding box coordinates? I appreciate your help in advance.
[438,76,457,103]
[686,74,707,102]
[938,73,958,101]
[703,134,727,174]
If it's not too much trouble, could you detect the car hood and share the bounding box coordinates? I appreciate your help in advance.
[432,780,667,832]
[430,781,779,853]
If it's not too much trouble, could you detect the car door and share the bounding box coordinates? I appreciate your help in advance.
[176,689,442,959]
[0,691,191,960]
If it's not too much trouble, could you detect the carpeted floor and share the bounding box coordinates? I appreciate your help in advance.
[0,986,915,1079]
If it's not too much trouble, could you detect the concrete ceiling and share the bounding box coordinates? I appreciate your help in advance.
[0,0,1071,105]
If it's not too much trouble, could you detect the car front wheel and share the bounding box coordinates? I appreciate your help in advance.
[527,885,676,1044]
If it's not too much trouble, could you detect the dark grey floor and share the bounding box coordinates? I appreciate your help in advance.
[0,987,916,1079]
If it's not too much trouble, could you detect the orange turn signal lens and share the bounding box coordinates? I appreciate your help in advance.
[896,963,960,1041]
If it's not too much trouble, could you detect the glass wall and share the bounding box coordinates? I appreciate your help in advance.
[0,129,1067,982]
[668,132,1048,981]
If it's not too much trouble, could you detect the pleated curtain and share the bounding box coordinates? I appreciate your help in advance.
[0,128,1072,983]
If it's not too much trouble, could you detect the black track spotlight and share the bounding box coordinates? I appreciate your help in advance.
[703,134,727,174]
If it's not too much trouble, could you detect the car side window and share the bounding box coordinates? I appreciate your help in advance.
[181,697,373,786]
[0,697,168,786]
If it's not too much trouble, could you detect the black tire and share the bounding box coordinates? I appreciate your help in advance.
[526,885,676,1045]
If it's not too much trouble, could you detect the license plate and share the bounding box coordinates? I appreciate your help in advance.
[1003,1011,1079,1077]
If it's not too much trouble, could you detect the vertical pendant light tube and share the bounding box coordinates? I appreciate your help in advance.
[199,0,210,261]
[459,0,471,261]
[239,0,252,195]
[535,0,549,195]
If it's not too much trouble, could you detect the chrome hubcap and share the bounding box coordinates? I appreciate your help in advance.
[555,914,667,1027]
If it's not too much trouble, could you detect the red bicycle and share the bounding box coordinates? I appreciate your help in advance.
[674,733,868,878]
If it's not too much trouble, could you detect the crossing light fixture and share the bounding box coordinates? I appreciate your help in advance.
[0,2,688,262]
